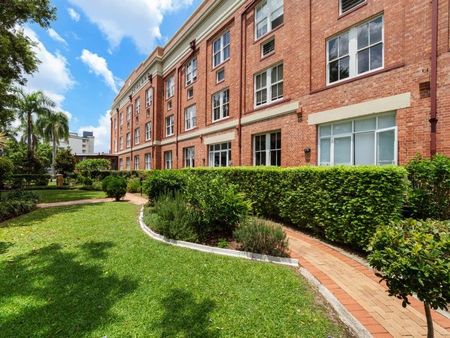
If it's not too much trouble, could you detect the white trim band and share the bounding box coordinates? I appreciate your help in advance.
[203,131,236,145]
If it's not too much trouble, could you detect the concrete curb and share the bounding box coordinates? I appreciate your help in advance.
[299,267,373,338]
[138,207,299,267]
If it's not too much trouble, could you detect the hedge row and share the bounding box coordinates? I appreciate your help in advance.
[4,174,51,188]
[0,191,39,223]
[143,166,408,250]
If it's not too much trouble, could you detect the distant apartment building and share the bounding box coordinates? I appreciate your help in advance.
[110,0,450,170]
[60,131,95,154]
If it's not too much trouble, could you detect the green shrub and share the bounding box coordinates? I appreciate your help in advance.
[5,190,39,203]
[234,219,289,257]
[102,175,127,201]
[144,193,198,242]
[91,180,103,191]
[184,175,252,238]
[8,174,51,188]
[0,157,13,188]
[368,219,450,335]
[406,154,450,220]
[127,177,141,193]
[0,191,39,223]
[142,170,186,201]
[76,159,111,178]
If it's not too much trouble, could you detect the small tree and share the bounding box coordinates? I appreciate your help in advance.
[76,159,111,178]
[0,157,13,189]
[102,175,127,201]
[368,219,450,338]
[55,148,76,176]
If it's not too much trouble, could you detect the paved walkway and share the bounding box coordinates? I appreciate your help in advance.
[285,227,450,338]
[37,198,113,208]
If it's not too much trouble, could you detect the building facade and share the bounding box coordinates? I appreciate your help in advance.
[60,131,95,155]
[110,0,450,171]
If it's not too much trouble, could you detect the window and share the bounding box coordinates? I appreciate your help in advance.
[208,142,231,167]
[318,112,397,166]
[114,139,118,152]
[126,133,131,148]
[212,89,229,121]
[187,87,194,99]
[166,76,175,98]
[127,106,132,121]
[327,16,383,84]
[167,100,173,111]
[145,88,153,107]
[340,0,365,14]
[254,131,281,166]
[261,38,275,57]
[255,0,284,39]
[166,115,174,136]
[135,98,141,114]
[120,112,123,126]
[184,147,195,168]
[113,117,117,130]
[184,105,197,131]
[119,158,123,170]
[145,122,152,141]
[186,58,197,85]
[134,155,140,170]
[120,136,123,150]
[216,68,225,83]
[164,151,173,169]
[213,31,230,67]
[145,153,152,170]
[126,157,131,170]
[255,63,283,107]
[134,127,140,145]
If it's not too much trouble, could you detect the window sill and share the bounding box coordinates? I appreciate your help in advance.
[338,2,367,20]
[250,97,290,114]
[212,58,230,71]
[212,116,230,124]
[261,50,275,61]
[311,63,404,94]
[253,24,284,44]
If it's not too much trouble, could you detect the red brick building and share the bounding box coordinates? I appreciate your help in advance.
[110,0,450,170]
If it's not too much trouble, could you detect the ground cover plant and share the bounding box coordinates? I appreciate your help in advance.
[0,191,38,222]
[0,203,349,337]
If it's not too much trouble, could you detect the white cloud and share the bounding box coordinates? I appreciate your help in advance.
[47,28,68,45]
[78,111,111,153]
[22,27,75,118]
[80,49,121,93]
[67,8,80,22]
[68,0,194,54]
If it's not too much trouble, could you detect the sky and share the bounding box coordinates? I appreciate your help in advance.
[24,0,202,152]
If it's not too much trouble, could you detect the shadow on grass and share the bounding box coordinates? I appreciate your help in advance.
[158,289,218,338]
[0,242,138,337]
[0,242,13,255]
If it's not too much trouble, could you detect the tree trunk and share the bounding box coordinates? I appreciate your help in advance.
[52,135,56,177]
[424,302,434,338]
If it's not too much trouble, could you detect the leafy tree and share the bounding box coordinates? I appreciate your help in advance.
[35,142,52,168]
[368,219,450,338]
[16,90,55,157]
[0,157,13,188]
[37,111,69,175]
[0,0,56,131]
[76,159,111,177]
[55,148,76,176]
[3,139,46,174]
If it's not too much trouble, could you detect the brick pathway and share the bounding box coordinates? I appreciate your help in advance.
[285,227,450,338]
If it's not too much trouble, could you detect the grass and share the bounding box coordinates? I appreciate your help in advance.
[0,203,350,337]
[26,189,106,203]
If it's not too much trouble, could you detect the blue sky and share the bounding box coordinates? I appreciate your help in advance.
[24,0,202,152]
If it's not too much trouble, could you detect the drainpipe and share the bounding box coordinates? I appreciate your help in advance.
[430,0,438,157]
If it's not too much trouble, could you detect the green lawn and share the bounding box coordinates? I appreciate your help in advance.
[29,189,106,203]
[0,203,349,337]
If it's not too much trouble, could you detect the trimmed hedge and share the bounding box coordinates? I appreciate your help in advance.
[7,174,51,188]
[0,191,39,223]
[143,166,408,250]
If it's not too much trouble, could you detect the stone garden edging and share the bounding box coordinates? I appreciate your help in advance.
[138,207,299,267]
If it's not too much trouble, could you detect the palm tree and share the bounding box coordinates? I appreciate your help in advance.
[16,90,55,155]
[36,111,69,176]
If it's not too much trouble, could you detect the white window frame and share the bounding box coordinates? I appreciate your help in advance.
[134,127,140,145]
[187,87,194,100]
[166,76,175,98]
[120,136,123,150]
[114,117,117,130]
[184,147,195,168]
[126,132,131,148]
[126,157,131,170]
[208,142,232,167]
[145,88,153,107]
[134,155,140,170]
[145,122,152,141]
[326,15,384,85]
[185,58,197,85]
[212,89,230,122]
[127,106,132,121]
[184,105,197,131]
[318,112,398,166]
[164,151,173,169]
[145,153,152,170]
[253,131,281,166]
[166,115,174,137]
[213,31,230,68]
[119,158,123,171]
[120,112,123,126]
[339,0,366,15]
[114,139,118,153]
[255,0,284,40]
[254,63,283,108]
[216,68,225,83]
[135,97,141,114]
